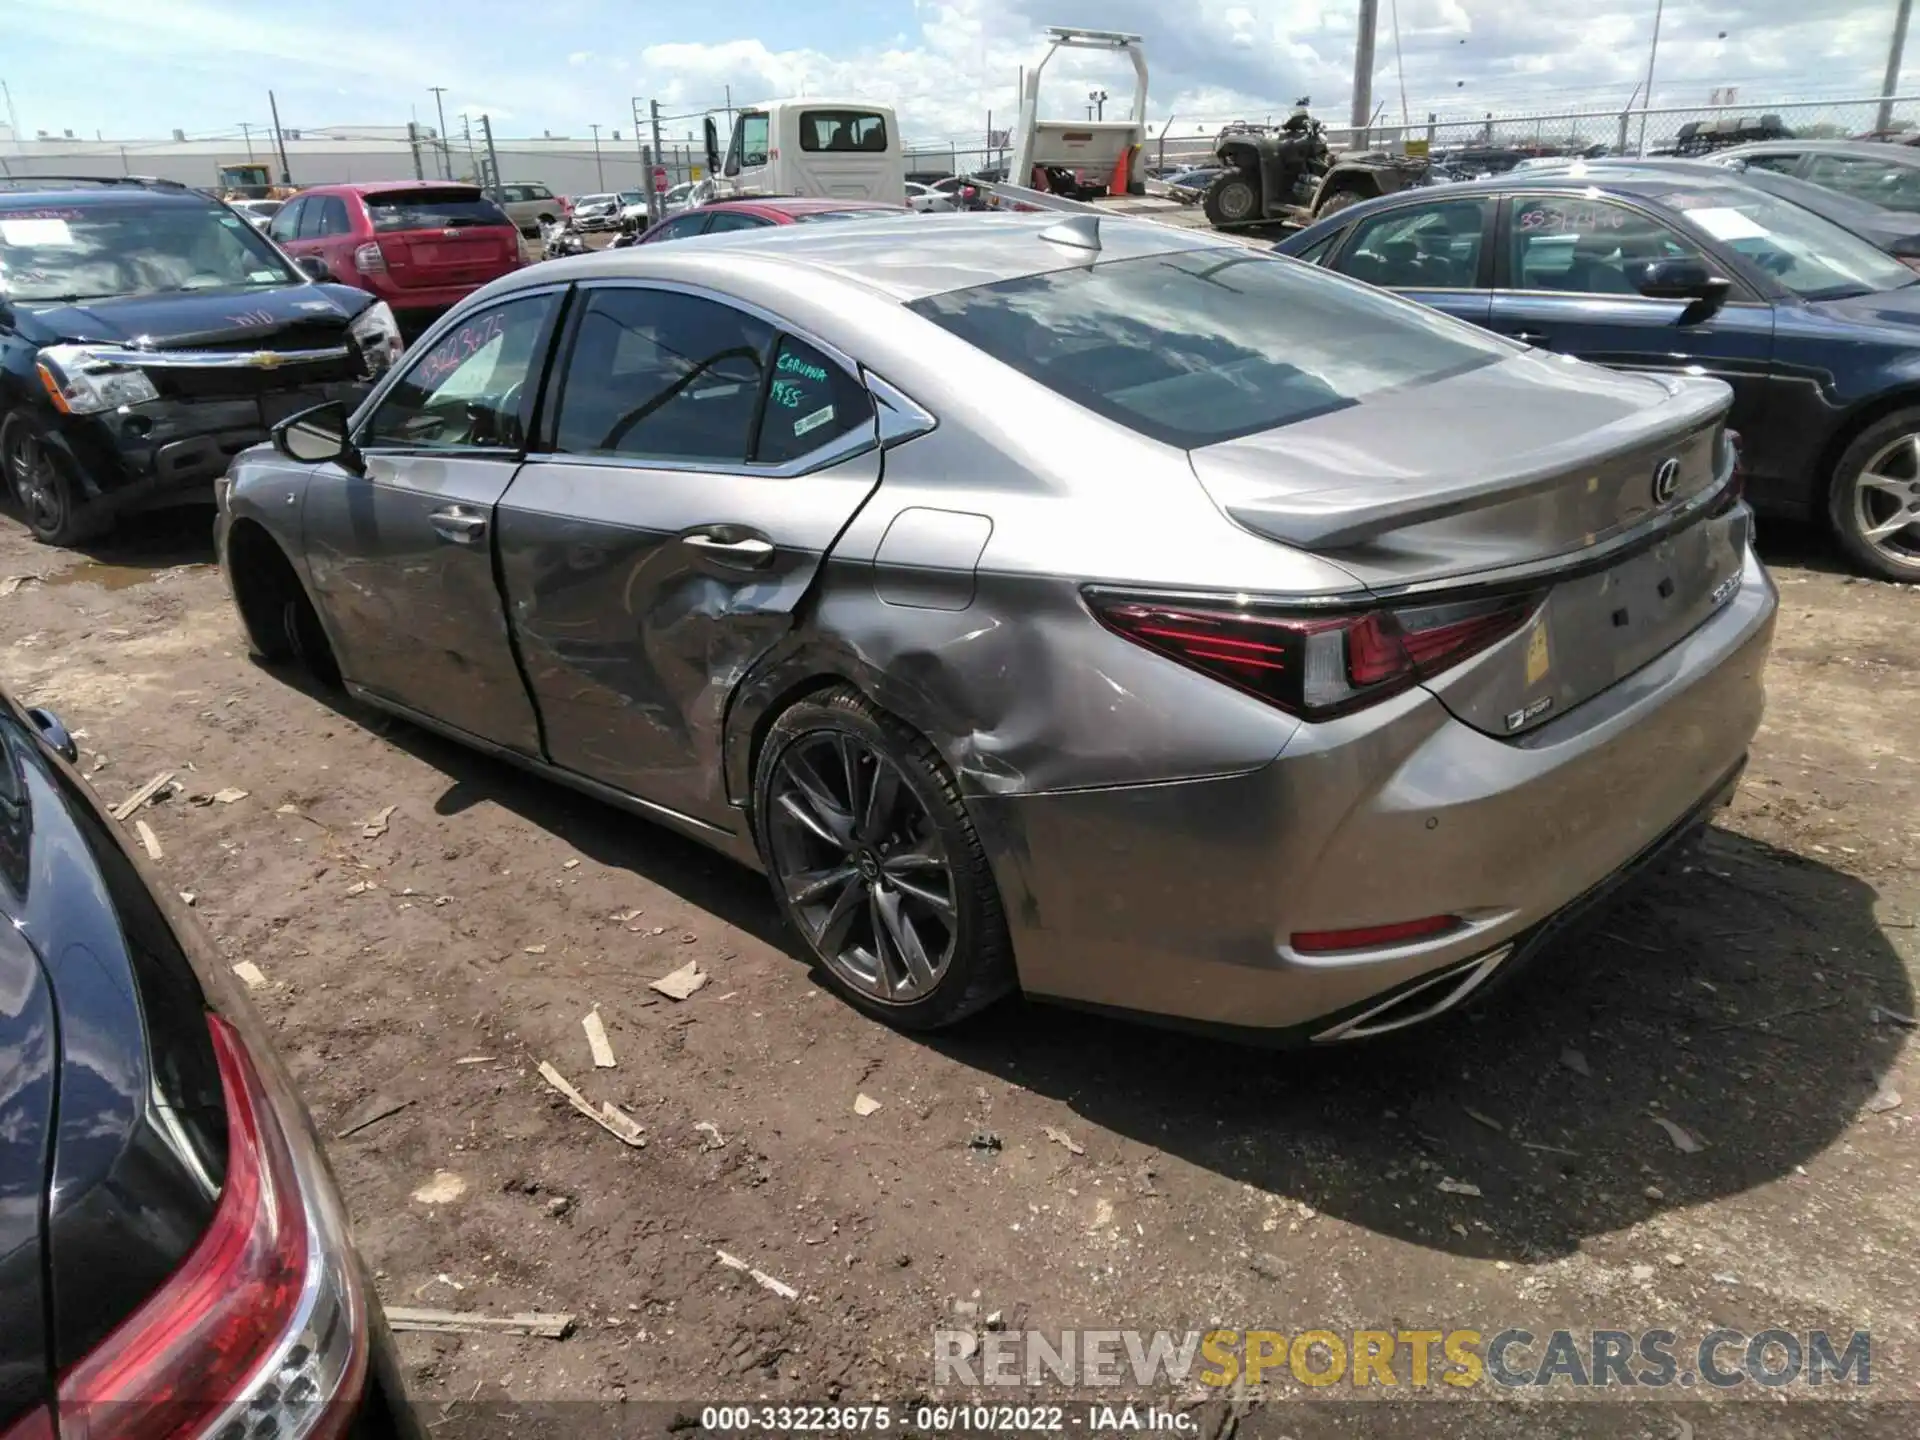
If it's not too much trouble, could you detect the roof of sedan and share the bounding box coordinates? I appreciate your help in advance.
[522,210,1243,300]
[705,196,904,216]
[1719,139,1920,162]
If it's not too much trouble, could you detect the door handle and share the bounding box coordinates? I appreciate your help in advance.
[683,533,775,568]
[428,506,488,545]
[1510,330,1551,345]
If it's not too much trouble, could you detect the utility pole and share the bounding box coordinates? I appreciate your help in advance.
[724,85,734,132]
[461,114,481,183]
[649,99,666,224]
[1637,0,1665,156]
[430,86,453,179]
[589,122,605,188]
[1881,0,1915,133]
[267,88,292,185]
[480,113,502,191]
[239,121,256,160]
[406,121,424,180]
[1351,0,1379,149]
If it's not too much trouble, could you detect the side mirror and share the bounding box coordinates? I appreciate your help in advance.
[295,255,334,282]
[1632,257,1732,325]
[704,116,721,176]
[26,707,78,765]
[273,401,358,468]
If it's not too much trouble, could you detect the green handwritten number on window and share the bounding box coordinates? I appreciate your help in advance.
[771,379,804,409]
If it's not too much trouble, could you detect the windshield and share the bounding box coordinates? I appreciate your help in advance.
[1666,185,1916,299]
[364,189,511,232]
[911,249,1512,448]
[0,201,297,302]
[793,209,895,224]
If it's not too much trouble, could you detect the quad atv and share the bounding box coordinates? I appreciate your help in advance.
[1202,101,1435,229]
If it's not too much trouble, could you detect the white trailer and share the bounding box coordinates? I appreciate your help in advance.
[1008,27,1150,197]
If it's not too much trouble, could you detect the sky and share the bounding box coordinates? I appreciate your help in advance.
[3,0,1914,149]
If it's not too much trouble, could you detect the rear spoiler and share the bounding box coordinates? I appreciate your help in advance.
[1213,383,1733,551]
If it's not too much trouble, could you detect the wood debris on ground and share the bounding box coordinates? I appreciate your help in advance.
[111,771,174,821]
[1042,1124,1084,1155]
[715,1249,799,1299]
[134,820,163,859]
[1650,1116,1704,1153]
[231,961,269,989]
[212,787,249,804]
[853,1093,883,1117]
[583,1010,616,1068]
[360,804,397,838]
[383,1306,574,1339]
[336,1096,415,1139]
[537,1061,645,1147]
[649,960,708,1000]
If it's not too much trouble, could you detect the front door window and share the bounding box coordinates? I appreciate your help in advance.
[362,294,557,450]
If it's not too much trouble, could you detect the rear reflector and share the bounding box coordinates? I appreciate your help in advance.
[57,1016,366,1440]
[1088,588,1542,719]
[1293,915,1462,954]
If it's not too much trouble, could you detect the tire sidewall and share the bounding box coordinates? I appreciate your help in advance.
[752,693,998,1029]
[1315,189,1360,219]
[1,410,89,545]
[1204,175,1259,225]
[1830,408,1920,582]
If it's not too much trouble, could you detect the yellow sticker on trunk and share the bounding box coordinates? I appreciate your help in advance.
[1525,621,1552,686]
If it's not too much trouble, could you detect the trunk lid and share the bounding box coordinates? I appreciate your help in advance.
[1188,357,1741,737]
[362,187,520,292]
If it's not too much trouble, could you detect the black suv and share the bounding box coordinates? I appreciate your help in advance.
[1,177,404,546]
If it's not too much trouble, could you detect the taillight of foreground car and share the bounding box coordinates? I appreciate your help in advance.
[1087,588,1544,719]
[55,1015,367,1440]
[352,242,386,275]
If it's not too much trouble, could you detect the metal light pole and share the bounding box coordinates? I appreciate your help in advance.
[1880,0,1915,133]
[239,121,255,160]
[429,86,452,179]
[1352,0,1379,148]
[589,122,605,188]
[480,113,502,192]
[1637,0,1665,156]
[267,89,292,185]
[1089,89,1108,120]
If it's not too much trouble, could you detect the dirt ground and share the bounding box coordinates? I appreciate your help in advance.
[2,507,1917,1437]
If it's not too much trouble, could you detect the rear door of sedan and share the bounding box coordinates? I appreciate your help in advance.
[1320,194,1497,325]
[495,282,882,829]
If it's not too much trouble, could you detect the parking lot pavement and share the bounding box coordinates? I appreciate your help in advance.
[2,508,1916,1425]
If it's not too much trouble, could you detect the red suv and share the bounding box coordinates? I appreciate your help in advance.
[269,181,520,328]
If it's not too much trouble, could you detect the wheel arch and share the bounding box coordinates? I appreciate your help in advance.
[1809,384,1920,512]
[221,513,347,683]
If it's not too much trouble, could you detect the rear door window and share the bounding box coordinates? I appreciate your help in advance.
[554,288,773,463]
[1334,199,1493,288]
[268,198,305,242]
[1508,195,1703,295]
[364,188,511,232]
[296,198,328,239]
[316,196,351,236]
[753,335,873,464]
[702,212,774,233]
[910,249,1509,448]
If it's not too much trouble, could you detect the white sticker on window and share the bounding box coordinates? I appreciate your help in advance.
[248,269,280,282]
[1,218,74,246]
[219,215,244,228]
[793,404,835,437]
[1683,206,1767,241]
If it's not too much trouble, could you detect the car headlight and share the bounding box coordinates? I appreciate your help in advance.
[347,300,404,377]
[34,344,159,415]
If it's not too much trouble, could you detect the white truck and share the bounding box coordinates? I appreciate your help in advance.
[1008,27,1150,198]
[696,99,907,207]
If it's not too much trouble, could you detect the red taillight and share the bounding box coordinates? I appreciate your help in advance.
[1088,589,1542,719]
[352,242,386,274]
[1293,915,1462,954]
[57,1016,363,1440]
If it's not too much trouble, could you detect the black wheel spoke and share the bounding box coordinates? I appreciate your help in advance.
[881,836,944,875]
[860,761,900,844]
[875,887,938,991]
[815,873,867,954]
[835,733,866,825]
[777,790,848,851]
[787,862,859,907]
[779,747,855,849]
[891,872,955,921]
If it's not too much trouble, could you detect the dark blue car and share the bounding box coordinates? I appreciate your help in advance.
[1275,165,1920,580]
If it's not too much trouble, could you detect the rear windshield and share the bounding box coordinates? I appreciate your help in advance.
[0,200,296,302]
[910,249,1511,448]
[794,209,894,224]
[364,189,511,232]
[800,110,889,153]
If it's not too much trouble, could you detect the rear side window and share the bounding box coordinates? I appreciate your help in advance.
[268,198,304,241]
[754,335,873,464]
[800,110,889,153]
[702,212,772,234]
[910,249,1510,448]
[555,288,773,463]
[794,209,892,224]
[365,188,511,232]
[1335,198,1492,288]
[1288,228,1344,266]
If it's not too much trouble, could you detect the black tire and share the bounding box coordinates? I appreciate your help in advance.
[227,526,342,687]
[1828,406,1920,582]
[1,411,110,547]
[1203,172,1262,227]
[752,686,1015,1031]
[1314,189,1362,220]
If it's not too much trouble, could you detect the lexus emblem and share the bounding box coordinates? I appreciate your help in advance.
[1651,457,1682,505]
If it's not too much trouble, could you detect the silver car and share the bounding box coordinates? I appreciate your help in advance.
[215,214,1777,1041]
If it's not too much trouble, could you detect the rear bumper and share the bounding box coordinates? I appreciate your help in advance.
[971,544,1778,1037]
[53,382,369,514]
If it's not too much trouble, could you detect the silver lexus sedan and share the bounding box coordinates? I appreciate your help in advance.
[215,212,1777,1042]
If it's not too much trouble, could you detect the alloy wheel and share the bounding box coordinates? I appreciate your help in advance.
[5,428,65,535]
[1853,433,1920,571]
[766,730,958,1004]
